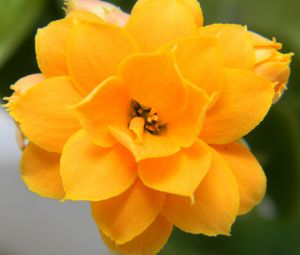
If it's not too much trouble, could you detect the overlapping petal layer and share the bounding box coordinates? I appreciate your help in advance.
[200,68,274,144]
[21,143,64,199]
[10,76,83,153]
[213,142,266,215]
[36,11,101,78]
[139,140,211,197]
[92,180,165,244]
[167,83,210,147]
[126,0,202,51]
[118,51,188,120]
[198,24,255,70]
[74,77,131,147]
[60,130,137,201]
[162,148,239,235]
[109,126,181,161]
[160,35,223,97]
[101,215,173,255]
[68,18,138,95]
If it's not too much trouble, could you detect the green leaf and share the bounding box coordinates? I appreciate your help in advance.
[0,0,45,68]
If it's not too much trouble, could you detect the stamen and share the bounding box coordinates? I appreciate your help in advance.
[130,100,165,135]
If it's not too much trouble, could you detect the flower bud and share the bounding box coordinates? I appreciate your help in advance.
[65,0,129,27]
[251,32,293,103]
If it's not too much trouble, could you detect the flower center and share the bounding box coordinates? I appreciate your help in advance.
[130,100,164,135]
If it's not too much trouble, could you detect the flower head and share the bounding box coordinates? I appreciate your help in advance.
[4,0,293,254]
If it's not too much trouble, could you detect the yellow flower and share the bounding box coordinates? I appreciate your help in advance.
[4,0,293,254]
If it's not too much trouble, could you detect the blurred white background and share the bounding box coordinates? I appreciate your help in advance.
[0,108,111,255]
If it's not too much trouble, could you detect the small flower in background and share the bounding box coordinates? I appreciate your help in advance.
[3,0,293,254]
[65,0,129,26]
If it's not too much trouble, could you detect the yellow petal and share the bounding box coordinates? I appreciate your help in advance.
[213,142,266,215]
[162,148,239,236]
[91,180,165,244]
[200,68,274,145]
[74,77,131,147]
[10,76,82,153]
[60,130,137,201]
[35,11,101,78]
[118,51,188,120]
[139,140,211,197]
[126,0,200,51]
[198,24,255,70]
[109,126,180,161]
[68,19,138,95]
[167,82,210,148]
[160,35,223,97]
[101,215,173,255]
[21,143,64,199]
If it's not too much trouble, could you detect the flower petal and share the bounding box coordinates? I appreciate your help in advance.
[162,148,239,236]
[35,18,70,77]
[126,0,201,51]
[198,24,255,70]
[35,11,101,77]
[200,68,274,145]
[160,35,223,97]
[10,76,83,153]
[213,142,266,215]
[60,130,137,201]
[74,77,131,147]
[118,51,188,120]
[100,215,173,255]
[109,126,180,161]
[21,143,64,199]
[167,82,210,148]
[139,140,211,197]
[91,180,165,244]
[68,19,138,95]
[4,74,45,111]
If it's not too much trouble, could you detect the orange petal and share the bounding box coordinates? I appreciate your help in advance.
[74,77,131,147]
[250,31,282,49]
[162,148,239,236]
[139,140,211,197]
[4,74,45,111]
[68,19,138,95]
[167,82,210,148]
[91,180,165,244]
[198,24,255,70]
[213,142,266,215]
[200,68,274,145]
[60,130,137,201]
[109,126,180,161]
[160,35,223,97]
[35,11,101,78]
[118,51,188,120]
[10,76,82,153]
[126,0,200,51]
[100,215,173,255]
[21,143,64,199]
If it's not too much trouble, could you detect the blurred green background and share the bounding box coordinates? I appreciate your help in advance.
[0,0,299,254]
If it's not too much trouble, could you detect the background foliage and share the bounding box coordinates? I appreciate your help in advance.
[0,0,299,254]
